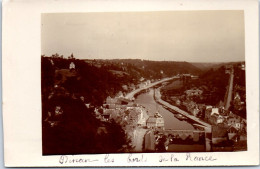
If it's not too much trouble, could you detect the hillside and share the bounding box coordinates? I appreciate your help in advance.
[108,59,202,75]
[161,65,230,106]
[41,55,131,155]
[86,59,202,80]
[191,61,245,71]
[190,62,222,71]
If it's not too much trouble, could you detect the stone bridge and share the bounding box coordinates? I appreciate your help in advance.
[161,129,205,143]
[145,129,212,152]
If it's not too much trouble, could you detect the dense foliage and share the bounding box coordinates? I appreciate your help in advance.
[230,64,246,118]
[42,55,131,155]
[161,66,230,106]
[42,95,129,154]
[106,59,202,79]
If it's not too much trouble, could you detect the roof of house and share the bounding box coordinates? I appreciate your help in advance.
[147,117,157,123]
[147,117,164,124]
[227,126,239,132]
[212,125,228,138]
[211,108,219,116]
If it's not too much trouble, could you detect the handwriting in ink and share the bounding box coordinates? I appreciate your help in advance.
[127,154,147,163]
[59,155,99,164]
[104,154,115,163]
[159,154,179,162]
[186,153,217,161]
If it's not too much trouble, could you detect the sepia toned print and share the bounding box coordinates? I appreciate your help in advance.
[41,11,246,155]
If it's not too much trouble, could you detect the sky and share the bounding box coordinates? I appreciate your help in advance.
[42,11,245,62]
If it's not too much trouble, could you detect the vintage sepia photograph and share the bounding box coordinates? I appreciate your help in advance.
[3,0,259,167]
[41,11,247,155]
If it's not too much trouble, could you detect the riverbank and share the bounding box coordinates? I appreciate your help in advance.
[125,76,178,99]
[154,88,211,130]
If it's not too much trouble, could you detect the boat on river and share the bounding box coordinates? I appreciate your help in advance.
[174,114,188,121]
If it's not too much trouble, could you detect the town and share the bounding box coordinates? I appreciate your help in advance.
[42,54,247,154]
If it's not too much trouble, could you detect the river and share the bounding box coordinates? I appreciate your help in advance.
[134,88,194,130]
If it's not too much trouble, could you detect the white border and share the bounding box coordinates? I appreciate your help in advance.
[2,0,259,167]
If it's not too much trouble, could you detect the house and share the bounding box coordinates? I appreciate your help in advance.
[240,63,245,70]
[185,89,203,97]
[219,107,229,116]
[122,85,128,91]
[191,75,199,79]
[182,100,196,109]
[225,69,231,74]
[69,62,75,70]
[104,109,122,122]
[216,115,225,124]
[233,92,244,111]
[135,108,147,126]
[175,99,181,106]
[209,114,224,125]
[138,83,146,89]
[192,107,200,117]
[106,96,117,104]
[234,92,241,101]
[241,119,247,131]
[227,126,239,134]
[136,107,147,126]
[101,114,110,121]
[227,126,239,141]
[127,108,140,124]
[85,103,91,108]
[198,104,206,110]
[212,125,228,144]
[116,97,132,105]
[146,112,164,130]
[225,65,232,69]
[206,105,213,110]
[137,117,146,127]
[129,83,136,91]
[50,59,54,66]
[181,74,192,81]
[123,107,146,126]
[205,106,213,121]
[116,91,124,97]
[182,74,191,77]
[205,107,226,125]
[227,116,241,130]
[55,106,63,116]
[211,108,219,116]
[104,96,132,109]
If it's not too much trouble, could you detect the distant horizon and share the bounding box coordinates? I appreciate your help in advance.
[42,54,245,63]
[42,11,245,62]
